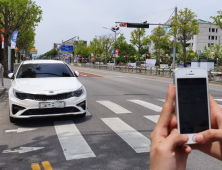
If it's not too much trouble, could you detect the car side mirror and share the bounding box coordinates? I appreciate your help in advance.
[8,73,14,79]
[74,71,79,77]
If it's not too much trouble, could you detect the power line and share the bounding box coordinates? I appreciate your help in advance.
[150,9,174,23]
[117,8,175,22]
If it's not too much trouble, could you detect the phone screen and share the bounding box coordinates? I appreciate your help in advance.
[177,78,209,134]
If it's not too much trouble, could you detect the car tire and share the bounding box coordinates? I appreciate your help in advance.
[78,112,86,117]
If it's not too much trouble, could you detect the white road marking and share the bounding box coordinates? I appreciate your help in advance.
[86,111,91,116]
[3,147,44,154]
[128,100,162,112]
[102,117,151,153]
[5,128,37,133]
[215,99,222,102]
[97,101,132,114]
[54,120,96,160]
[156,99,165,102]
[144,115,160,123]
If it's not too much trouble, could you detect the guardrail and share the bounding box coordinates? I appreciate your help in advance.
[71,63,222,83]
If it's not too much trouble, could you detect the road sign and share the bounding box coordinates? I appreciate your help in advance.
[61,45,73,52]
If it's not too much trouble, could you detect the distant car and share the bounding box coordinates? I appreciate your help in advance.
[8,60,87,123]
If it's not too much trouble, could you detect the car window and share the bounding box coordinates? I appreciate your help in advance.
[16,63,74,78]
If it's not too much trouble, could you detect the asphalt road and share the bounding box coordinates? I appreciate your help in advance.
[0,66,222,170]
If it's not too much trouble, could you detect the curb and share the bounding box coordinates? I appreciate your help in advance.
[0,88,6,97]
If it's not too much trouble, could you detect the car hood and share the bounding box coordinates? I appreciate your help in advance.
[13,77,82,94]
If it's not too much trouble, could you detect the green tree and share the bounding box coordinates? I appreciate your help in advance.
[211,11,222,29]
[130,28,150,65]
[150,26,170,66]
[112,34,128,57]
[170,8,199,67]
[99,34,114,64]
[0,0,42,76]
[74,40,90,62]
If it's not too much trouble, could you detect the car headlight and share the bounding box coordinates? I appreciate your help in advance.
[13,89,33,100]
[70,87,84,97]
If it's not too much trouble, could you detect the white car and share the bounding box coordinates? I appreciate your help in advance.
[8,60,87,123]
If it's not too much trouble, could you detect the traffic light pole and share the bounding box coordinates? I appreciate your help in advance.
[115,6,178,69]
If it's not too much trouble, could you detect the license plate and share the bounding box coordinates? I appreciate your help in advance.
[39,101,65,108]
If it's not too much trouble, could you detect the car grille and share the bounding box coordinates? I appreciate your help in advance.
[21,107,80,116]
[31,93,72,101]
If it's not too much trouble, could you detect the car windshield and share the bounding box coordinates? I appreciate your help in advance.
[16,63,74,78]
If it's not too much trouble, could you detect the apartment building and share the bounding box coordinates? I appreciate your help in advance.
[187,19,222,52]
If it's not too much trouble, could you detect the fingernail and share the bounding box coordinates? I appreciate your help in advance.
[195,134,204,143]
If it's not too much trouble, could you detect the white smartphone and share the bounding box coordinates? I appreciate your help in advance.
[174,68,211,144]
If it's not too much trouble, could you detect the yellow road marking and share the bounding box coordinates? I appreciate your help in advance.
[73,70,108,78]
[31,163,41,170]
[42,161,53,170]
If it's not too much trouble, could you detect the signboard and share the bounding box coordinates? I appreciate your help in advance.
[146,59,156,68]
[160,64,169,69]
[30,47,37,54]
[61,45,73,52]
[11,30,19,49]
[115,49,119,55]
[112,49,115,54]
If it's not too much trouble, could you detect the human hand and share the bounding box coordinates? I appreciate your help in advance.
[192,94,222,161]
[150,84,191,170]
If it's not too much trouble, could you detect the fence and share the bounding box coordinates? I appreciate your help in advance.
[71,63,222,82]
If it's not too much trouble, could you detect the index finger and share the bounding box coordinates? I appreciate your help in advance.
[155,84,175,137]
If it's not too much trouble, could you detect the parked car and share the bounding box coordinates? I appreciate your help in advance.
[8,60,87,123]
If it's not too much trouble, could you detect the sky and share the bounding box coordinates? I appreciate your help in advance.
[33,0,222,55]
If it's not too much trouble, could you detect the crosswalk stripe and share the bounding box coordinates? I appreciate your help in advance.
[156,99,165,102]
[144,115,160,123]
[42,161,53,170]
[54,120,96,160]
[31,163,41,170]
[102,117,151,153]
[97,101,132,114]
[128,100,162,112]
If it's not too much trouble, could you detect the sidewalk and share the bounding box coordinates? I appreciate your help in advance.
[0,78,11,97]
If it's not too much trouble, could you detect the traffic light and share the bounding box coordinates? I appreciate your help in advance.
[127,23,149,28]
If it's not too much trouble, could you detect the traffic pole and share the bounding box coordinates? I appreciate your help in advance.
[8,43,11,73]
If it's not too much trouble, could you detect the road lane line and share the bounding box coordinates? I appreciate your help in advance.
[54,120,96,160]
[144,115,160,123]
[42,161,53,170]
[128,100,162,112]
[31,163,41,170]
[102,117,151,153]
[97,101,132,114]
[215,99,222,102]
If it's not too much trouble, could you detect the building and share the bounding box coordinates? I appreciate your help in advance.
[187,19,222,52]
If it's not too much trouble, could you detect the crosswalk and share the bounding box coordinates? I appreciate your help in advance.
[53,98,164,160]
[11,97,222,162]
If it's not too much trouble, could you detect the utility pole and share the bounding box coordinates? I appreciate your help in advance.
[173,6,177,70]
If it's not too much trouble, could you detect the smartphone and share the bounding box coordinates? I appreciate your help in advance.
[174,68,211,144]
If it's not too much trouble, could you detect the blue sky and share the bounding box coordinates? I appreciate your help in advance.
[34,0,222,55]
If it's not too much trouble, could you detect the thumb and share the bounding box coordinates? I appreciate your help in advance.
[164,129,189,150]
[195,129,222,143]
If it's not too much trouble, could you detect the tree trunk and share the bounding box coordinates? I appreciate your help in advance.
[18,53,21,63]
[183,39,187,67]
[11,49,15,72]
[2,34,9,77]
